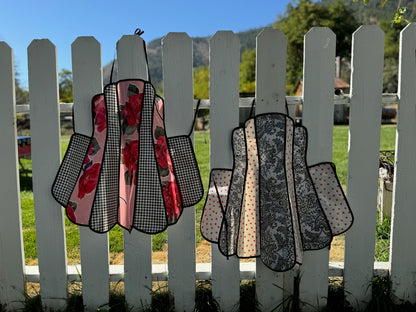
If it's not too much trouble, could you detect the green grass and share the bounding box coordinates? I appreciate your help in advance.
[19,126,396,263]
[332,125,396,187]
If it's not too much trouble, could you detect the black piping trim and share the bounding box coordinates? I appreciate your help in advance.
[153,88,184,230]
[308,161,354,236]
[217,127,246,258]
[199,168,232,244]
[235,118,260,259]
[55,77,204,234]
[294,125,333,251]
[285,117,302,266]
[188,99,202,137]
[51,132,91,207]
[131,82,169,234]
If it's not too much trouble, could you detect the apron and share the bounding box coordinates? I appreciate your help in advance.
[200,112,353,272]
[52,79,203,234]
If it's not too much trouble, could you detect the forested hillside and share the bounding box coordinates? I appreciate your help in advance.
[102,0,409,96]
[103,28,262,92]
[320,0,416,23]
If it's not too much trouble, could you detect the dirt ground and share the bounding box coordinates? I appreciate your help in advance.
[142,235,345,264]
[26,235,345,266]
[151,236,345,264]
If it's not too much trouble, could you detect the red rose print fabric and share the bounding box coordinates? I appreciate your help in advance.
[66,94,106,224]
[52,79,201,234]
[152,96,182,224]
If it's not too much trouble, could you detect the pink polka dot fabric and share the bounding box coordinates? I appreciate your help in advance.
[200,169,232,242]
[309,163,353,235]
[237,119,261,258]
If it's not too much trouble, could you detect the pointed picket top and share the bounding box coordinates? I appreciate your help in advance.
[209,30,240,312]
[162,31,191,45]
[28,38,67,310]
[302,27,336,163]
[255,28,287,114]
[0,42,15,99]
[0,41,11,48]
[71,36,103,135]
[28,39,58,66]
[0,41,13,61]
[0,41,25,311]
[162,32,196,312]
[117,33,152,308]
[71,36,109,311]
[397,22,416,96]
[352,24,384,40]
[209,30,240,169]
[343,24,384,310]
[304,26,336,50]
[117,34,148,80]
[299,26,336,310]
[254,27,287,311]
[390,22,416,303]
[162,32,193,136]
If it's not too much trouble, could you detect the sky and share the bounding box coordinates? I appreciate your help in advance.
[0,0,294,88]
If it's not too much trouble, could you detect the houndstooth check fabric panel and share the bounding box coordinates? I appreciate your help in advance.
[133,83,167,234]
[89,84,120,233]
[52,133,91,207]
[168,136,204,207]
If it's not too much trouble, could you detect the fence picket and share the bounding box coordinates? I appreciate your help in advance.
[71,36,110,310]
[0,42,25,310]
[3,26,416,311]
[299,27,335,310]
[343,26,384,309]
[390,23,416,303]
[28,39,67,309]
[162,33,196,312]
[117,35,152,309]
[209,31,240,311]
[254,28,288,310]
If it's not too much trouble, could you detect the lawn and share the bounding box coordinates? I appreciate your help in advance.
[19,125,396,264]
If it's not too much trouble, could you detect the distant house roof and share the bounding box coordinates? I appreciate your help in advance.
[334,78,349,89]
[294,78,350,96]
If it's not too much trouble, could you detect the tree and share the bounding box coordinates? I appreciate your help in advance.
[14,69,29,104]
[354,0,410,23]
[239,49,256,93]
[193,65,209,99]
[274,0,359,92]
[59,69,73,103]
[15,79,29,105]
[378,19,406,92]
[193,50,256,98]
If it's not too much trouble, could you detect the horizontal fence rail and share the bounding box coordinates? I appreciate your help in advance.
[23,262,391,283]
[1,24,415,312]
[15,93,400,113]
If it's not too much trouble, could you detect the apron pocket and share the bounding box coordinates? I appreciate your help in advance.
[51,133,91,207]
[168,135,204,207]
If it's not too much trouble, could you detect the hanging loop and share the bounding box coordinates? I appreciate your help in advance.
[135,28,144,36]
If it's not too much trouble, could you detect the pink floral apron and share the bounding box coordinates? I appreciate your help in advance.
[52,79,203,234]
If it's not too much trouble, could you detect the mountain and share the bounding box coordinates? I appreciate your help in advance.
[103,27,264,90]
[103,0,414,88]
[319,0,416,23]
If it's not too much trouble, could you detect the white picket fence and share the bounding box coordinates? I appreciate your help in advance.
[0,24,416,311]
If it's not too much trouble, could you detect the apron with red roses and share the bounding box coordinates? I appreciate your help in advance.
[52,79,203,234]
